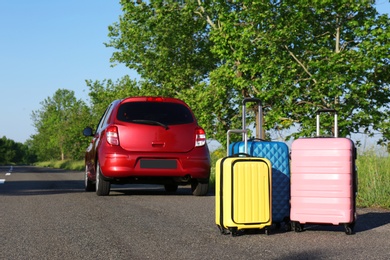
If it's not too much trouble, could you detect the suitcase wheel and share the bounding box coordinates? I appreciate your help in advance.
[291,221,304,232]
[274,222,281,230]
[229,227,245,237]
[284,217,292,232]
[344,223,354,235]
[217,225,231,235]
[284,222,292,232]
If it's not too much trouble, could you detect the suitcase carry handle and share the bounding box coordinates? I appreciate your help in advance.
[248,137,266,142]
[230,153,251,157]
[316,109,338,137]
[242,98,263,140]
[227,129,248,156]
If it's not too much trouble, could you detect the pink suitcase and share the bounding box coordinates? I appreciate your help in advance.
[290,109,357,235]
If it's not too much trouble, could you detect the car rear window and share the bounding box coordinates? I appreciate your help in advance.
[117,101,194,125]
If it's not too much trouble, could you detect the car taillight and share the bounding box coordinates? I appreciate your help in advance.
[195,127,206,147]
[146,97,164,102]
[106,126,119,146]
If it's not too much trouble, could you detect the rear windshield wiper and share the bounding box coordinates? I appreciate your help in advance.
[130,120,169,130]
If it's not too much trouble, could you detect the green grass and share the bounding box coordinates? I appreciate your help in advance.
[34,160,84,171]
[355,150,390,209]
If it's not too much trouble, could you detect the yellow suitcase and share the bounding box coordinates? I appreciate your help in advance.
[215,154,272,236]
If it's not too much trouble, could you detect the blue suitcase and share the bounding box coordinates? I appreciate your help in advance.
[229,98,291,228]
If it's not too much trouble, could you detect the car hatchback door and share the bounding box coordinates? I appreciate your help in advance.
[115,99,197,153]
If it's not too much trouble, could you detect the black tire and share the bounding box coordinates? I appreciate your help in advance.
[85,166,95,192]
[96,162,111,196]
[164,184,178,193]
[191,179,209,196]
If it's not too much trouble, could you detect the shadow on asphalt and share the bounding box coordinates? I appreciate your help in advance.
[0,181,214,197]
[289,209,390,235]
[354,211,390,232]
[225,209,390,237]
[0,165,71,174]
[0,180,85,196]
[109,184,214,197]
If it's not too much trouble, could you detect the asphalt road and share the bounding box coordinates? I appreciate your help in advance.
[0,166,389,260]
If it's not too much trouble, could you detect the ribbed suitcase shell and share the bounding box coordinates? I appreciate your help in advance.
[229,141,290,225]
[215,157,272,235]
[290,137,356,226]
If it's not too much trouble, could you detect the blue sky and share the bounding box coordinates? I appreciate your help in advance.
[0,1,135,143]
[0,1,389,144]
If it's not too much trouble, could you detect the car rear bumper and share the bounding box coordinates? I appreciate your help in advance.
[98,152,211,180]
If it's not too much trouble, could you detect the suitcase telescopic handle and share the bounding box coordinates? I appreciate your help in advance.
[227,129,248,156]
[242,98,263,140]
[316,109,338,137]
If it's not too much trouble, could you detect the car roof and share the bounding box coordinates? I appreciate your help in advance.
[120,96,188,105]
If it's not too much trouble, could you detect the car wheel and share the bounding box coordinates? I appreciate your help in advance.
[164,184,178,193]
[191,179,209,196]
[85,166,95,192]
[96,162,110,196]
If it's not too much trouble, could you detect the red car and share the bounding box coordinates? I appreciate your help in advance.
[83,96,211,196]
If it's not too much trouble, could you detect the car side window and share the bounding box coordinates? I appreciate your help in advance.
[96,103,115,132]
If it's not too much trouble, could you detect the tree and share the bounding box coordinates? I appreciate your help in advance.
[105,0,221,142]
[106,0,217,93]
[0,136,35,165]
[106,0,390,147]
[199,0,390,145]
[31,89,91,161]
[86,75,142,125]
[0,136,16,164]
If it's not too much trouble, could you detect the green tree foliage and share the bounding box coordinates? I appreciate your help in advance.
[86,76,141,125]
[30,89,91,161]
[106,0,217,93]
[105,0,389,147]
[0,136,35,165]
[105,0,220,142]
[202,0,390,143]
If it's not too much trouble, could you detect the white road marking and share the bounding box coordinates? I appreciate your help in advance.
[0,179,5,184]
[6,172,11,176]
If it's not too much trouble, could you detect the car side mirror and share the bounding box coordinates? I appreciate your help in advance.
[83,127,94,137]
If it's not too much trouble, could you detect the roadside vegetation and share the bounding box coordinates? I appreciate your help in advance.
[34,160,84,171]
[33,147,390,210]
[0,136,36,165]
[355,149,390,209]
